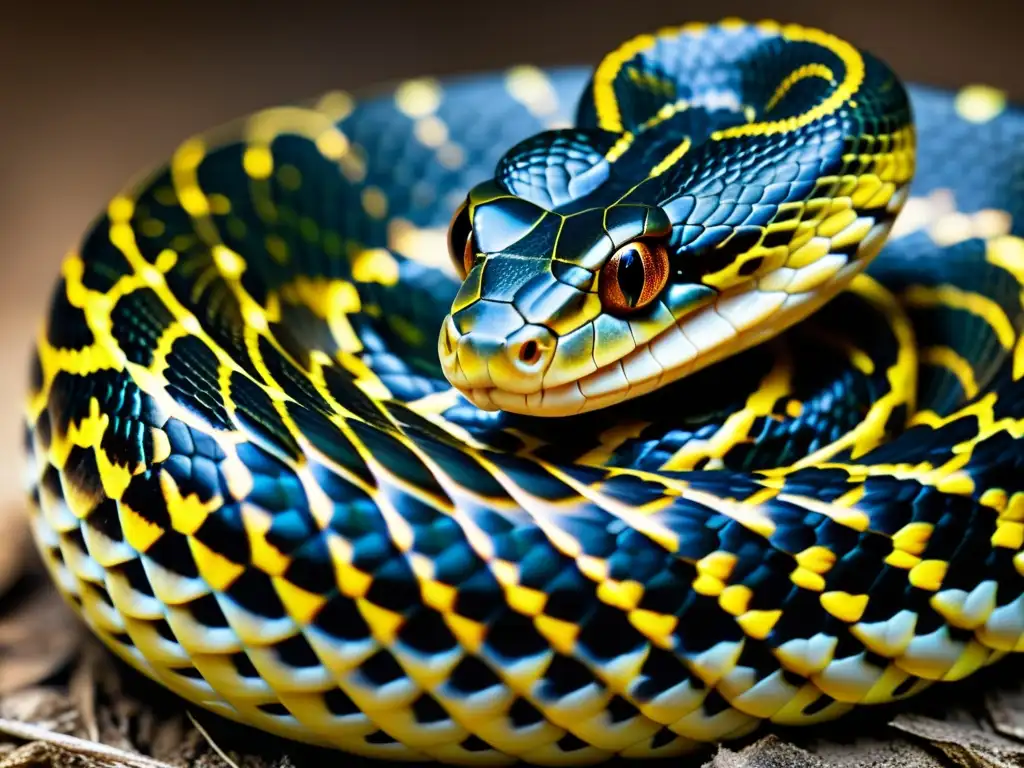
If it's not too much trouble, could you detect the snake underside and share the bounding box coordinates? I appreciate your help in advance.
[22,18,1024,766]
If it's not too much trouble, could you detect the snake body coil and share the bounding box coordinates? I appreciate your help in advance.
[23,19,1024,765]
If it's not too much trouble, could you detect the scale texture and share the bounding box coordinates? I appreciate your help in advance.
[22,19,1024,766]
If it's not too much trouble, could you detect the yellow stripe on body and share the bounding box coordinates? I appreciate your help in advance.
[593,31,662,133]
[985,236,1024,380]
[919,346,980,400]
[604,99,694,163]
[902,284,1016,350]
[712,25,864,140]
[765,63,836,112]
[648,138,692,177]
[592,21,863,138]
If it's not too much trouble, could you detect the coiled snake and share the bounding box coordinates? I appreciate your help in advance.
[23,18,1024,765]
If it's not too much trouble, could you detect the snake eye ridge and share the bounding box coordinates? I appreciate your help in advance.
[446,199,477,279]
[599,240,670,314]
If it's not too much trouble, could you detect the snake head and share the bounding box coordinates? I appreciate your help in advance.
[439,112,906,417]
[439,172,720,416]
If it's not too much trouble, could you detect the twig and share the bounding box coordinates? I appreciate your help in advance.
[0,717,176,768]
[186,712,240,768]
[68,647,100,743]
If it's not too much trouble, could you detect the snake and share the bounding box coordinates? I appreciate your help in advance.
[21,17,1024,765]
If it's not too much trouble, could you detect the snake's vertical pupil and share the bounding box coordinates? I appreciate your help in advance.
[617,247,645,307]
[599,240,670,314]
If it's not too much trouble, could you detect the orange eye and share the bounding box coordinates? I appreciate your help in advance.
[599,240,670,314]
[446,199,476,279]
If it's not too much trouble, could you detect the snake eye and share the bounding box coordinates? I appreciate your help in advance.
[599,240,670,314]
[447,199,476,279]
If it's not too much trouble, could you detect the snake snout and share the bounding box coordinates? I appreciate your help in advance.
[439,301,556,399]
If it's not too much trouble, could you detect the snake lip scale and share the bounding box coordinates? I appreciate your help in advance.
[22,15,1024,766]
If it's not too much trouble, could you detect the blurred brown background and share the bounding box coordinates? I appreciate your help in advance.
[0,0,1019,522]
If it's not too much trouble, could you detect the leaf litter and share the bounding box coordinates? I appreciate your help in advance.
[3,508,1024,767]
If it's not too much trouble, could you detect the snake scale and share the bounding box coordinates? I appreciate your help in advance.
[22,17,1024,765]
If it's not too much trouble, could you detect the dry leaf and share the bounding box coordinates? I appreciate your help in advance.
[805,735,947,768]
[0,740,106,768]
[891,714,1024,768]
[986,684,1024,743]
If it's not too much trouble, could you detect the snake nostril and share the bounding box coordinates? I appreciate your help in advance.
[519,339,541,365]
[439,317,460,362]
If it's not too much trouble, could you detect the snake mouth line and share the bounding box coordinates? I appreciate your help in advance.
[450,219,895,417]
[469,278,852,416]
